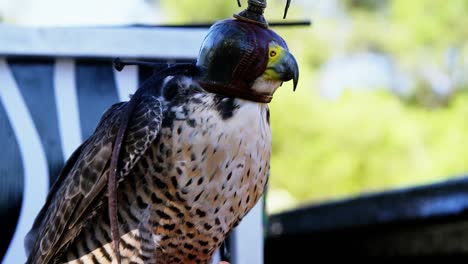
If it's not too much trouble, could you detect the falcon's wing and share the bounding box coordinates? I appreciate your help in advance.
[25,94,163,264]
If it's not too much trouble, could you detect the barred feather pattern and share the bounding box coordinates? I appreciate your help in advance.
[25,95,163,264]
[26,76,271,264]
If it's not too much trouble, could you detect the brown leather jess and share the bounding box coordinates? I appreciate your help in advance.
[199,82,273,103]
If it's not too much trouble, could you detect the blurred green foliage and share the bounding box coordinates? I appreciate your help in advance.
[160,0,235,23]
[269,88,468,211]
[160,0,468,213]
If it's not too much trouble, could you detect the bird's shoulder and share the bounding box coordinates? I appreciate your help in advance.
[25,94,164,263]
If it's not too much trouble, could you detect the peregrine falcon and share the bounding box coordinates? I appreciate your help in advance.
[24,8,299,264]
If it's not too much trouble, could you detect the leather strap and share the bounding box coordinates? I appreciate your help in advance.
[199,81,272,103]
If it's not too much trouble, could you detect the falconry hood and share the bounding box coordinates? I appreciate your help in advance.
[196,0,299,103]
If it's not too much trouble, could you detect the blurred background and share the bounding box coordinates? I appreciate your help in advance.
[1,0,468,217]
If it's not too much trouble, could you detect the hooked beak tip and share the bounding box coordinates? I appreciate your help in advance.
[280,51,299,92]
[272,49,299,92]
[290,54,299,92]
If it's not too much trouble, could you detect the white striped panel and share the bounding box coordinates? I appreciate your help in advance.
[0,58,50,264]
[54,59,83,160]
[0,25,207,59]
[113,65,138,102]
[233,199,264,264]
[212,248,222,264]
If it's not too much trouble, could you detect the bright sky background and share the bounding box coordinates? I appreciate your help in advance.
[0,0,161,26]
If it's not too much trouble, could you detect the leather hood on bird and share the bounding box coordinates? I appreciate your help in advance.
[196,18,289,101]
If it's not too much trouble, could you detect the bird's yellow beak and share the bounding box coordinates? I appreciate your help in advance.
[263,43,299,91]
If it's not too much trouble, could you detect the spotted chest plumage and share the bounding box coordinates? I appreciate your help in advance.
[61,76,271,264]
